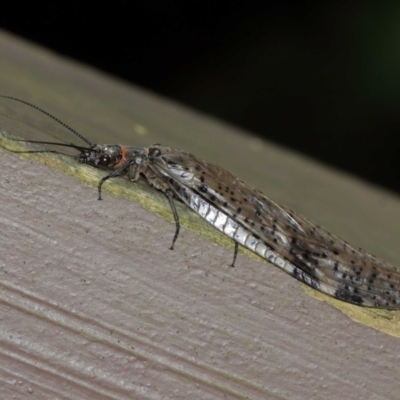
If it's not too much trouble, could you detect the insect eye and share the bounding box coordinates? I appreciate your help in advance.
[99,154,111,166]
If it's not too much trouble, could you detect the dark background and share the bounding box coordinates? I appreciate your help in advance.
[1,1,400,193]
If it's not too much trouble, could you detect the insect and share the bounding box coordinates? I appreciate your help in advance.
[2,95,400,309]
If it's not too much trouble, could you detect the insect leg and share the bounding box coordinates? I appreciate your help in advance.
[97,160,133,200]
[230,242,239,267]
[165,189,180,250]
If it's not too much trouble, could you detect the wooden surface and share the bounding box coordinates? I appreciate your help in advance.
[1,30,400,400]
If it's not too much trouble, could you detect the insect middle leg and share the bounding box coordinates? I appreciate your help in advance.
[165,189,180,250]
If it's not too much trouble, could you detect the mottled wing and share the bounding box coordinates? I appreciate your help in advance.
[150,147,400,309]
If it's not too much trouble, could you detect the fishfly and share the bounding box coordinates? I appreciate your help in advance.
[2,95,400,309]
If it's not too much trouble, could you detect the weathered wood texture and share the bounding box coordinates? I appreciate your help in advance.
[0,30,400,400]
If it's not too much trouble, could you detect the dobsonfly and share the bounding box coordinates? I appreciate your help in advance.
[1,95,400,309]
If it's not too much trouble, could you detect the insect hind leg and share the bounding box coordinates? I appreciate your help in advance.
[230,242,239,267]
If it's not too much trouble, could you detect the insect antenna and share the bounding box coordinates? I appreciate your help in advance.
[0,95,94,147]
[10,139,91,152]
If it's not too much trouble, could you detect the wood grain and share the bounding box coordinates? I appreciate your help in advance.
[1,29,400,400]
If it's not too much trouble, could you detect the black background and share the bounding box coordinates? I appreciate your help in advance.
[1,1,400,193]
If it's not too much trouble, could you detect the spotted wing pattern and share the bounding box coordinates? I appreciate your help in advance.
[147,146,400,309]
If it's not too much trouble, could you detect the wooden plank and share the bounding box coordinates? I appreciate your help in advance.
[0,29,400,400]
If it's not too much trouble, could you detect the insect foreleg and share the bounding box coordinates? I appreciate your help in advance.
[165,189,180,250]
[97,160,134,200]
